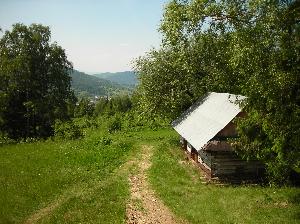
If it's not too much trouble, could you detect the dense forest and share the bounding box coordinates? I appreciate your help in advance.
[0,0,299,185]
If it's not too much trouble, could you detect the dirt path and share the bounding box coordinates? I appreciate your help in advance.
[126,145,186,224]
[24,145,186,224]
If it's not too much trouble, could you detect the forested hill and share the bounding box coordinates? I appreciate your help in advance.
[70,70,132,98]
[93,71,137,86]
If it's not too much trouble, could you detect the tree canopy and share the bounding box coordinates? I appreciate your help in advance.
[0,23,75,139]
[134,0,300,184]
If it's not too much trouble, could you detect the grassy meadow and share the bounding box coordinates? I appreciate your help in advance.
[149,138,300,224]
[1,127,299,223]
[0,131,132,223]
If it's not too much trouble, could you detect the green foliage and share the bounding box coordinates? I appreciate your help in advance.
[134,0,300,184]
[134,49,204,119]
[98,136,112,146]
[94,97,109,116]
[73,117,98,130]
[0,23,75,139]
[94,95,132,117]
[111,95,132,113]
[54,120,83,140]
[110,110,170,132]
[107,114,122,133]
[0,132,16,146]
[74,98,95,117]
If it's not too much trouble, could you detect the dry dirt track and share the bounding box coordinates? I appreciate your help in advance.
[126,145,187,224]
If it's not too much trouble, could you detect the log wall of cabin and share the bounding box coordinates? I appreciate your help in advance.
[205,112,265,180]
[210,151,264,180]
[197,150,264,180]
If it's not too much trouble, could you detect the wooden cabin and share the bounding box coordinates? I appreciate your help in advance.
[173,92,264,182]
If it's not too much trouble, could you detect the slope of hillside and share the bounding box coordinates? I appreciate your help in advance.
[70,70,131,98]
[93,71,137,86]
[1,127,299,223]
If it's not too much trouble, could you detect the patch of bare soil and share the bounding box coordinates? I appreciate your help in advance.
[126,145,187,224]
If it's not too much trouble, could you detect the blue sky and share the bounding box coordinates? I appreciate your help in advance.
[0,0,168,73]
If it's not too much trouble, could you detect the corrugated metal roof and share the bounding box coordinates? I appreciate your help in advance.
[172,92,246,152]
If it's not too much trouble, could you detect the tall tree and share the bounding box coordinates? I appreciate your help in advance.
[134,0,300,183]
[0,23,75,138]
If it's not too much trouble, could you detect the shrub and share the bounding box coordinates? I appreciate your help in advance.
[107,115,122,133]
[99,137,112,145]
[0,132,16,146]
[73,117,98,130]
[54,120,83,140]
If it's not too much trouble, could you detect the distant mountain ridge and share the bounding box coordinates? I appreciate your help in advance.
[93,71,137,86]
[70,70,132,98]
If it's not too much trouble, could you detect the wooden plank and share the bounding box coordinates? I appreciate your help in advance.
[198,150,212,167]
[197,161,212,178]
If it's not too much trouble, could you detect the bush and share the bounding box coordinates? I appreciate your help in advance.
[73,117,98,130]
[107,115,122,133]
[99,137,112,145]
[54,120,83,140]
[0,132,16,146]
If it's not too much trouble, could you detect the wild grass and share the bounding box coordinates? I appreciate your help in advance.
[0,129,135,224]
[0,127,172,223]
[149,136,300,224]
[1,127,299,223]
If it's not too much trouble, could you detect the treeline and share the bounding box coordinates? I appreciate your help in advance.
[134,0,300,184]
[75,95,132,118]
[0,24,164,144]
[53,95,168,140]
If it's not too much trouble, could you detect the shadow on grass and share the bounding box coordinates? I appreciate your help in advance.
[290,192,300,204]
[288,192,300,221]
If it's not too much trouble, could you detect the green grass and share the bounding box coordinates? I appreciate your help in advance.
[149,136,300,224]
[0,129,136,224]
[1,127,299,223]
[0,127,172,223]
